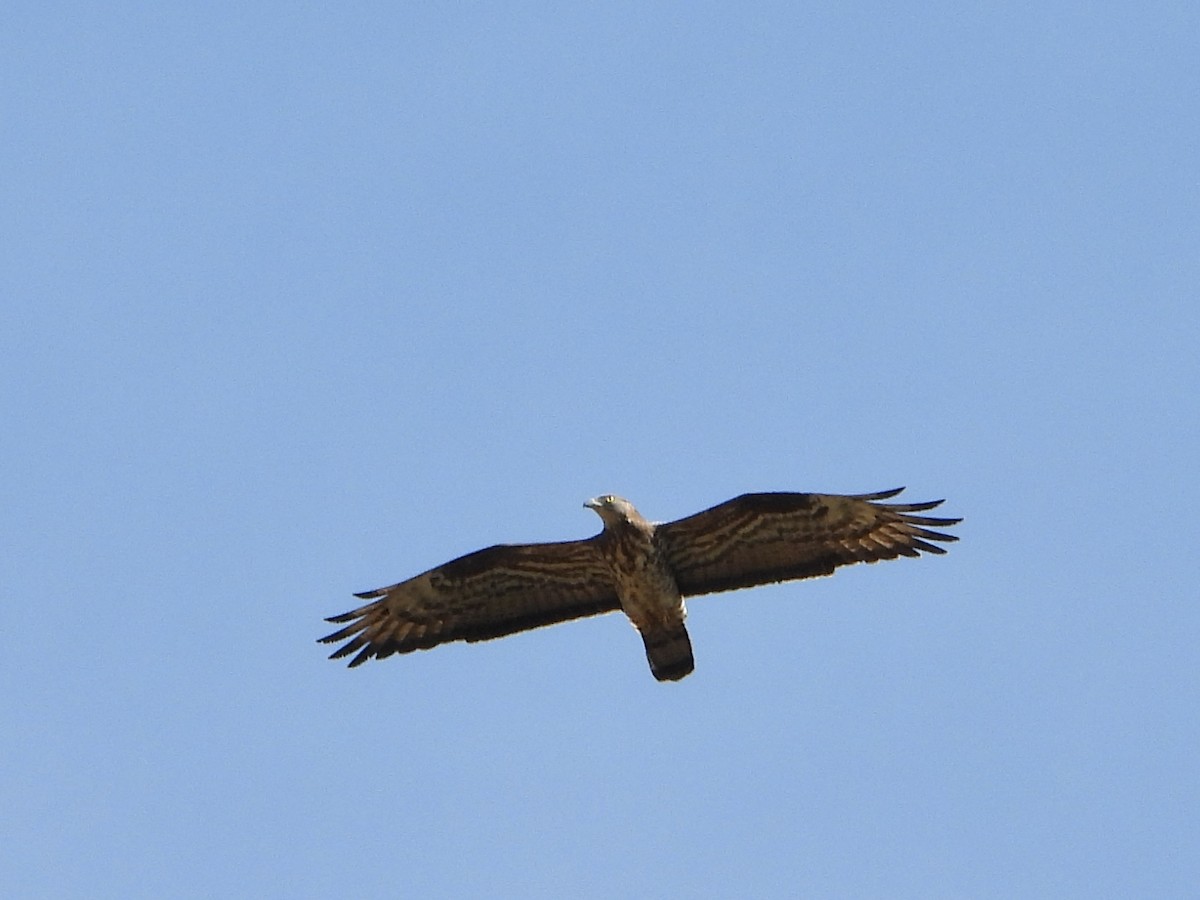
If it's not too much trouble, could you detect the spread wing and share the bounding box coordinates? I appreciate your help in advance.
[320,539,619,667]
[657,488,960,597]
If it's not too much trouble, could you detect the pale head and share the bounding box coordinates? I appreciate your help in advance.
[584,493,638,527]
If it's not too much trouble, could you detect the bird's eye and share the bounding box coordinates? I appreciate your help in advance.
[604,495,615,504]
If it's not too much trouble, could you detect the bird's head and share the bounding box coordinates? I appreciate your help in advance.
[584,494,636,526]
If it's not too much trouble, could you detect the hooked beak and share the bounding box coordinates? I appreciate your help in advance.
[583,497,601,510]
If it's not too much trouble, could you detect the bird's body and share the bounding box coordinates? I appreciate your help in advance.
[587,495,693,680]
[320,488,961,682]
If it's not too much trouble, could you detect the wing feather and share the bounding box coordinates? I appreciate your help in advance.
[657,488,961,596]
[319,538,618,667]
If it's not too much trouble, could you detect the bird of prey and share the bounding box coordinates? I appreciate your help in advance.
[320,488,960,682]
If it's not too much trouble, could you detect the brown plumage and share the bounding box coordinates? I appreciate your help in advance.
[320,488,961,682]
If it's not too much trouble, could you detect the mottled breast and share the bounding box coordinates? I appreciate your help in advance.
[600,521,685,629]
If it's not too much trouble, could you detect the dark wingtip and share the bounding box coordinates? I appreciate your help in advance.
[909,539,948,554]
[888,498,945,512]
[328,648,367,667]
[853,486,905,501]
[900,514,960,527]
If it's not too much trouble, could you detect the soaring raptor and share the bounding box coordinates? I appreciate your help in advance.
[320,488,960,681]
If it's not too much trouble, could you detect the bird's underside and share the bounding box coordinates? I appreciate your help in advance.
[319,487,961,682]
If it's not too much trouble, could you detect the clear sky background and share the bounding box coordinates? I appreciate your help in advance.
[4,3,1198,898]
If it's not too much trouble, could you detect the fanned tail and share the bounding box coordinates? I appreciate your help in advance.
[642,625,694,682]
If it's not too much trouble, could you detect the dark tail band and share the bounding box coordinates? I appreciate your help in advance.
[642,626,694,682]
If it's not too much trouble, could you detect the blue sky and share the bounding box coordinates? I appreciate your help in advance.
[3,3,1198,897]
